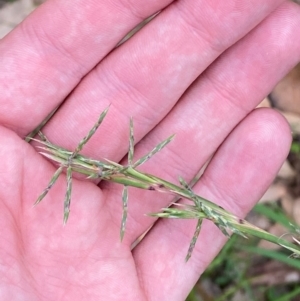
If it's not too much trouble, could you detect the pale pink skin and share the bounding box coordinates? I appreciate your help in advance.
[0,0,300,300]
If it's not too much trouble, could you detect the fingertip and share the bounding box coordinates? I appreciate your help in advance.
[242,107,292,159]
[199,107,292,218]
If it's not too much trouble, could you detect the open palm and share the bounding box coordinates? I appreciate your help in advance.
[0,0,300,300]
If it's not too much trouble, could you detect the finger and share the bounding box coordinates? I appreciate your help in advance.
[133,108,292,300]
[40,0,283,158]
[104,1,300,242]
[0,0,174,136]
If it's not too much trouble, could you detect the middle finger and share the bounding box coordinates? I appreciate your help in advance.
[42,0,284,161]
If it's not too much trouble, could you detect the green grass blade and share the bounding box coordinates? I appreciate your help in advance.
[253,203,294,230]
[240,246,300,270]
[291,140,300,154]
[205,235,239,272]
[275,286,300,301]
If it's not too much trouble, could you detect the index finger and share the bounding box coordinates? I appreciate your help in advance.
[0,0,173,136]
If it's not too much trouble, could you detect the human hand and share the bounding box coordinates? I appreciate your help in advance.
[0,0,300,300]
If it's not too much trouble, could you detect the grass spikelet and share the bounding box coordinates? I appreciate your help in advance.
[34,166,64,205]
[63,166,73,224]
[186,219,203,262]
[71,106,109,159]
[132,134,175,168]
[120,186,128,241]
[128,118,134,166]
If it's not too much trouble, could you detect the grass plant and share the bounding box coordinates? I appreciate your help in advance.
[30,108,300,261]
